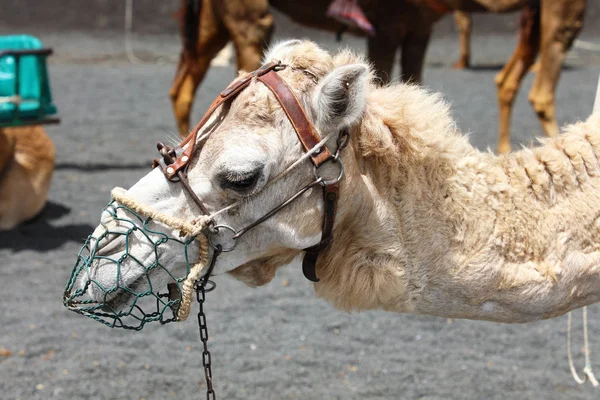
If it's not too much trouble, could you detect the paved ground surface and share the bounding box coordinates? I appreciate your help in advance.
[2,14,600,400]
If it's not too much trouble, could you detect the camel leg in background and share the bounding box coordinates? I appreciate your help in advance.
[453,11,472,69]
[528,0,585,139]
[220,0,274,73]
[170,0,230,137]
[401,27,433,84]
[494,6,540,153]
[367,34,398,84]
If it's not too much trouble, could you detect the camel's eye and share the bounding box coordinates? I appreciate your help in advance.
[218,169,261,192]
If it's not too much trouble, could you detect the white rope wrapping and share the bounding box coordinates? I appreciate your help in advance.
[567,307,599,387]
[111,187,210,321]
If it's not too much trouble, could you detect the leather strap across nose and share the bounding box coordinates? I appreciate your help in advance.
[154,61,344,282]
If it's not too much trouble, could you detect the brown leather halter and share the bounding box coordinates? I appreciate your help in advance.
[153,61,346,282]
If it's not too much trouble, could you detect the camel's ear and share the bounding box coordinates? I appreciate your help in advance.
[312,64,368,133]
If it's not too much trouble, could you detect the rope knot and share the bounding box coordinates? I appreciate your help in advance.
[188,215,212,237]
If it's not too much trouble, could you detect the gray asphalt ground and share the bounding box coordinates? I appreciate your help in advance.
[2,12,600,400]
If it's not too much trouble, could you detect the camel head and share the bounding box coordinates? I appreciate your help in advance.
[71,40,372,321]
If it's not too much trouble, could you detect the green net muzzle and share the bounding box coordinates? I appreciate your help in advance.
[63,187,210,330]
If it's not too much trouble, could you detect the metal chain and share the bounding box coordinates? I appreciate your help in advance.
[196,282,215,399]
[195,245,221,400]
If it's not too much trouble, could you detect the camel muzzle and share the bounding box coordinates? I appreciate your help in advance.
[62,193,210,330]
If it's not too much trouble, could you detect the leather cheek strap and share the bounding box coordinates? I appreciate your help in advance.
[258,70,339,281]
[162,61,283,180]
[302,182,339,282]
[258,71,333,167]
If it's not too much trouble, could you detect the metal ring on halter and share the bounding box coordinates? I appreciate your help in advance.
[313,158,344,186]
[194,279,216,293]
[334,131,351,160]
[208,224,238,252]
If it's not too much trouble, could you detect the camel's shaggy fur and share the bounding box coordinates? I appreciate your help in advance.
[228,42,600,323]
[0,126,55,230]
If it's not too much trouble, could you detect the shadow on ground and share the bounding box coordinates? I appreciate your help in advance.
[55,161,150,171]
[0,201,94,251]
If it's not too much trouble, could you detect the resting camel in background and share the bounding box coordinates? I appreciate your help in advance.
[0,126,55,230]
[170,0,585,153]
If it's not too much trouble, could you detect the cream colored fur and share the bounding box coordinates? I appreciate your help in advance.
[90,40,600,323]
[316,82,600,323]
[0,126,55,230]
[252,42,600,323]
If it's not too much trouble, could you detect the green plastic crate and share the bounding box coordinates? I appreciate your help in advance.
[0,34,59,127]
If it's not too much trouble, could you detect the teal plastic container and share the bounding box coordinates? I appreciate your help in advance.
[0,35,58,125]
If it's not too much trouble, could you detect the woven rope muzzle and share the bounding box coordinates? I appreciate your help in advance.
[62,187,210,330]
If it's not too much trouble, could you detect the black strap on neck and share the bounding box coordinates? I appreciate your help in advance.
[302,182,339,282]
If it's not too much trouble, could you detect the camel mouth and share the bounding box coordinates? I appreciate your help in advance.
[87,255,150,308]
[95,266,160,314]
[63,200,199,329]
[63,242,184,329]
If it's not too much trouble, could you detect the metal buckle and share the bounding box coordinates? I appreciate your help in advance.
[154,142,189,181]
[313,157,344,186]
[208,224,238,252]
